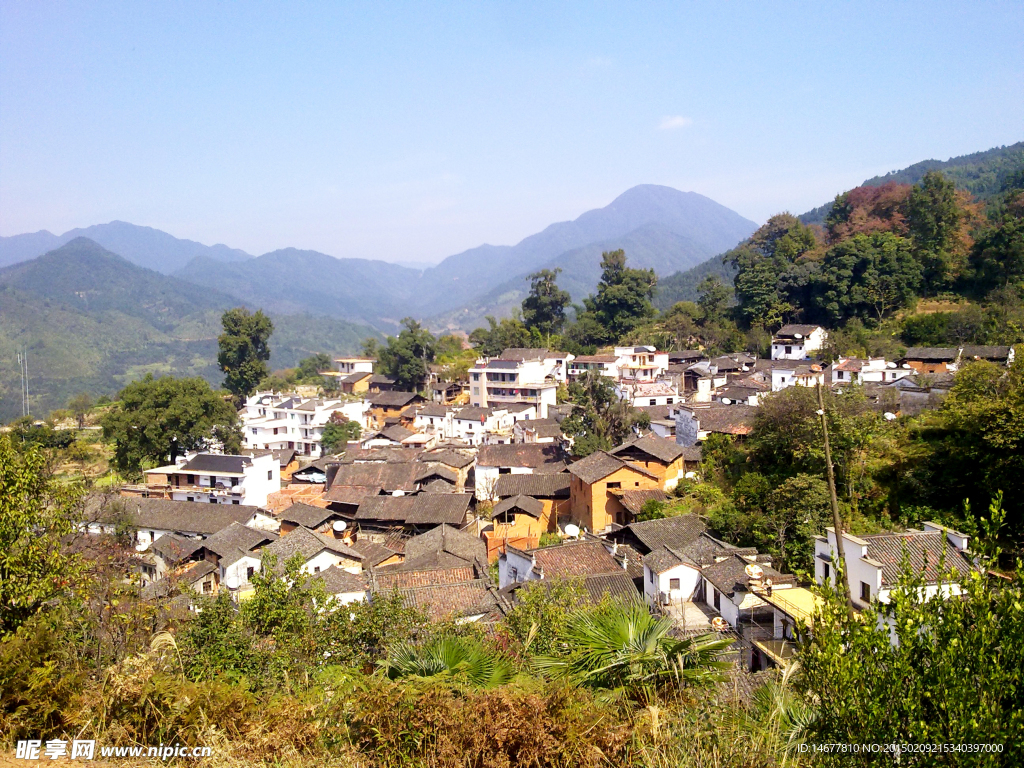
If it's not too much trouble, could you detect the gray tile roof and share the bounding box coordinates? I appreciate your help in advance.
[180,454,250,474]
[861,530,975,587]
[311,566,368,596]
[418,449,476,469]
[567,451,657,485]
[960,345,1012,360]
[368,391,423,407]
[279,502,339,528]
[774,324,824,339]
[453,406,494,422]
[327,462,421,493]
[624,514,706,553]
[402,524,486,568]
[500,348,556,361]
[149,533,204,563]
[393,579,505,621]
[493,494,545,519]
[643,546,692,574]
[580,572,642,604]
[260,526,364,570]
[901,347,959,361]
[199,522,278,560]
[87,496,259,536]
[494,473,570,499]
[347,539,401,568]
[610,433,687,464]
[528,540,622,578]
[354,494,473,527]
[702,554,792,597]
[477,443,567,471]
[615,489,669,517]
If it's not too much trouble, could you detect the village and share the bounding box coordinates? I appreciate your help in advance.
[81,328,1010,676]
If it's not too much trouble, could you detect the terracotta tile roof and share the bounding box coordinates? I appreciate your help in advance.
[566,451,657,484]
[681,404,756,435]
[394,579,504,621]
[374,565,477,589]
[494,473,570,498]
[529,540,622,578]
[477,443,567,472]
[861,530,975,587]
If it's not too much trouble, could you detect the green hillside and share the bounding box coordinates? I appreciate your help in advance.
[0,239,381,422]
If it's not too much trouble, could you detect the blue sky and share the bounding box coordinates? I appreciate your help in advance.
[1,2,1022,264]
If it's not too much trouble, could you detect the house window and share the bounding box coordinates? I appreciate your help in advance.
[712,587,720,610]
[606,481,621,489]
[860,581,871,602]
[203,581,212,593]
[314,566,321,574]
[649,399,657,406]
[268,470,273,480]
[209,497,217,504]
[666,398,673,405]
[510,567,518,581]
[187,496,194,502]
[669,578,680,590]
[498,467,512,475]
[785,346,792,355]
[823,562,830,581]
[247,566,255,580]
[649,569,655,584]
[232,499,240,505]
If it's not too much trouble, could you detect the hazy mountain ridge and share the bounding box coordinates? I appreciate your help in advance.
[0,239,380,421]
[0,221,252,273]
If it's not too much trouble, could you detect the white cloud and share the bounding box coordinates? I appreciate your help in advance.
[657,115,693,131]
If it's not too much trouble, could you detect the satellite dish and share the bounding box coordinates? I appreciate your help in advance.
[564,524,581,538]
[884,412,897,421]
[684,471,697,479]
[886,361,897,369]
[721,398,731,405]
[333,520,348,532]
[794,333,803,339]
[711,616,730,632]
[902,363,911,369]
[745,563,764,580]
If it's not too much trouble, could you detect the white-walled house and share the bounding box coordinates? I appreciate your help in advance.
[474,443,567,500]
[701,554,796,629]
[615,380,679,407]
[568,354,620,380]
[814,524,974,612]
[241,392,369,458]
[770,363,826,392]
[830,358,915,386]
[450,406,516,446]
[260,526,365,577]
[771,325,828,361]
[643,547,703,606]
[144,452,279,507]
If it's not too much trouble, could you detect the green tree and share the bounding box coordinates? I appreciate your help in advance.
[522,268,572,335]
[696,275,731,325]
[372,318,437,392]
[321,411,362,454]
[101,375,241,475]
[0,437,87,637]
[760,473,832,574]
[560,372,650,456]
[469,316,531,357]
[67,393,93,430]
[814,232,921,323]
[581,250,657,342]
[535,602,733,704]
[501,577,586,656]
[800,501,1024,766]
[970,202,1024,295]
[295,353,332,383]
[906,170,968,292]
[218,307,274,401]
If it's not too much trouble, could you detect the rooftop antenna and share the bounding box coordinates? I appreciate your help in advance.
[17,347,30,418]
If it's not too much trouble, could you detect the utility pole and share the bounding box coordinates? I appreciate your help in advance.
[817,382,855,620]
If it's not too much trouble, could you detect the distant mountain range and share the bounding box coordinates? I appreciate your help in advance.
[0,238,381,422]
[0,221,252,274]
[0,185,757,333]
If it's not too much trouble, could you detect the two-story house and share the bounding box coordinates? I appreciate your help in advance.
[143,452,279,507]
[771,325,828,361]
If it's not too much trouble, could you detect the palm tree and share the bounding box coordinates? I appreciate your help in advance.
[534,603,733,703]
[379,635,514,689]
